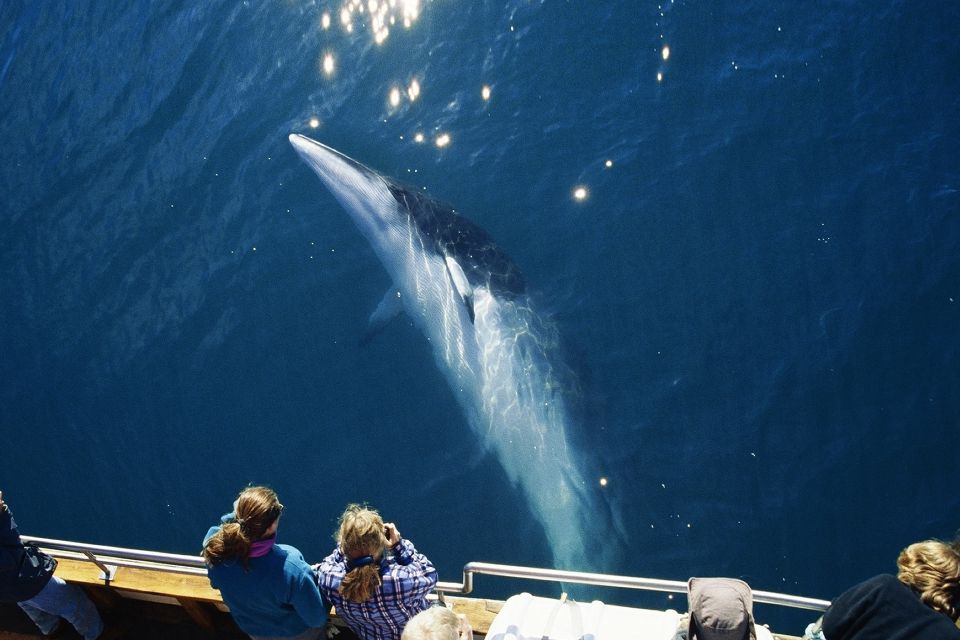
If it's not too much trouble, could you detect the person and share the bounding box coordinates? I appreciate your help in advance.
[804,539,960,640]
[0,490,105,639]
[684,577,759,640]
[401,605,473,640]
[316,504,437,640]
[202,486,328,640]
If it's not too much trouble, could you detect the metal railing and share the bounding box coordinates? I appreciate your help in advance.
[24,536,830,612]
[23,535,207,581]
[437,562,830,612]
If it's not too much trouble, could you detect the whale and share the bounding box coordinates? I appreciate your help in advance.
[289,134,618,571]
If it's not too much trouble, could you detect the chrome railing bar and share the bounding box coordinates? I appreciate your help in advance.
[27,546,207,576]
[24,537,830,612]
[751,589,832,612]
[23,536,205,567]
[437,562,831,612]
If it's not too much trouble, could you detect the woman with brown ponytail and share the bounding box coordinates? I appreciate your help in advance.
[202,486,328,640]
[316,504,437,640]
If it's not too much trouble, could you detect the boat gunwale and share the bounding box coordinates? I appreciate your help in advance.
[22,535,831,612]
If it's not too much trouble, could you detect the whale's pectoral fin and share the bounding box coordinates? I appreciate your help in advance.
[360,286,404,346]
[444,255,475,323]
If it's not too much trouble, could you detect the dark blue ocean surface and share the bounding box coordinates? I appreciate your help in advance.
[2,0,958,632]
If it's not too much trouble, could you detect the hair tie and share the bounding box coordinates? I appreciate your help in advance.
[346,555,375,571]
[223,513,247,527]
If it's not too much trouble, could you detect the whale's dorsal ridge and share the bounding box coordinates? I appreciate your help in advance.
[385,182,526,297]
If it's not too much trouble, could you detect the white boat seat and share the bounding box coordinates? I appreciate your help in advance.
[485,592,681,640]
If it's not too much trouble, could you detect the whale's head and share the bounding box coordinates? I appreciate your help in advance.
[288,134,405,248]
[291,134,527,298]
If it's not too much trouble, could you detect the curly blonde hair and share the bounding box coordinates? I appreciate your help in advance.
[337,504,389,603]
[896,540,960,621]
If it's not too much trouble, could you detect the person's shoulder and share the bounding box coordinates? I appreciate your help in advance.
[273,544,306,563]
[0,504,16,527]
[842,573,934,613]
[317,550,346,575]
[275,543,303,555]
[387,557,437,583]
[861,573,900,589]
[838,573,904,600]
[0,508,20,546]
[274,544,314,572]
[319,547,343,564]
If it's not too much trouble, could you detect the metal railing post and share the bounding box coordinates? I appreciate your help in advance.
[80,550,117,582]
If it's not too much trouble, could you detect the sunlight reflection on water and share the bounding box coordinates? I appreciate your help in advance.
[336,0,421,43]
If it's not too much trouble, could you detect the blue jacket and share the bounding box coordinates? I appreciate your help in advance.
[203,524,328,637]
[0,505,56,603]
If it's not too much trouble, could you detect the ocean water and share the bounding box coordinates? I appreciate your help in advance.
[1,0,958,633]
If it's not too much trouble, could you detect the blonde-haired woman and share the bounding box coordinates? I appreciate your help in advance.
[897,540,960,622]
[810,538,960,640]
[316,504,437,640]
[203,486,328,640]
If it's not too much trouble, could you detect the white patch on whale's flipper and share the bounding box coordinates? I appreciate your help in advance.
[361,287,403,345]
[444,255,475,323]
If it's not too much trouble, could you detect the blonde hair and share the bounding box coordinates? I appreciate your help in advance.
[402,606,461,640]
[202,486,282,567]
[896,540,960,621]
[337,504,389,603]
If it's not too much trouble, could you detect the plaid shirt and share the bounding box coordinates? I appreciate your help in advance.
[316,538,437,640]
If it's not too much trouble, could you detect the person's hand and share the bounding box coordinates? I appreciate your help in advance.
[384,522,401,546]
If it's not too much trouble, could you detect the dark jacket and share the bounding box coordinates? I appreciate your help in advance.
[0,504,57,603]
[823,573,960,640]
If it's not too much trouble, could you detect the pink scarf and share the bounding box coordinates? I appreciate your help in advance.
[248,536,276,558]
